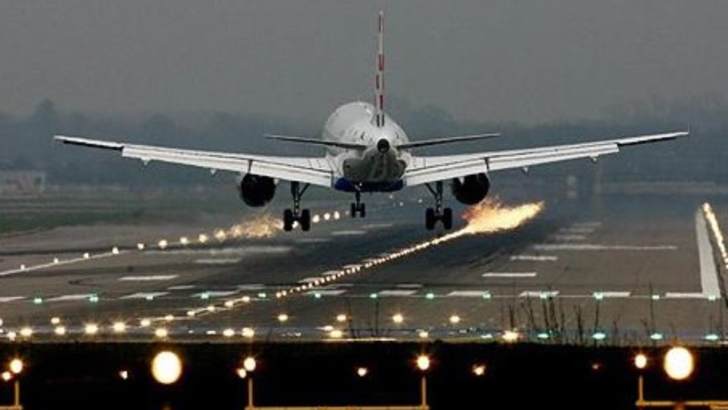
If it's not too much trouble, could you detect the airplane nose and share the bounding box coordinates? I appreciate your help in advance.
[377,138,390,153]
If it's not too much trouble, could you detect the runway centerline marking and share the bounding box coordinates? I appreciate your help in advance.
[482,272,537,278]
[119,275,178,281]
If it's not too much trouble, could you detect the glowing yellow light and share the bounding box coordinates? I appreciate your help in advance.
[418,331,429,339]
[241,327,255,338]
[151,351,182,385]
[223,328,235,338]
[243,357,256,372]
[330,329,344,339]
[473,364,486,376]
[180,237,189,246]
[207,305,216,312]
[119,370,129,380]
[140,318,151,327]
[198,234,208,244]
[225,300,234,308]
[155,328,168,338]
[392,313,404,324]
[84,324,99,335]
[50,317,61,325]
[277,313,289,322]
[164,315,174,322]
[112,247,120,255]
[1,372,11,382]
[236,368,247,379]
[242,296,251,303]
[416,355,430,371]
[84,252,90,259]
[54,326,66,336]
[9,359,23,374]
[449,315,461,324]
[19,327,33,338]
[634,353,648,369]
[158,239,168,249]
[664,346,694,380]
[137,243,145,250]
[502,330,520,343]
[357,367,368,377]
[336,314,347,322]
[113,322,127,333]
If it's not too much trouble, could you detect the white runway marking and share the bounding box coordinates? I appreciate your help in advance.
[120,292,168,300]
[482,272,537,278]
[194,290,239,298]
[119,275,178,281]
[510,255,558,262]
[378,290,417,296]
[593,291,632,298]
[446,290,490,297]
[695,208,722,297]
[665,292,714,299]
[533,244,678,251]
[0,296,25,303]
[46,294,96,302]
[559,227,597,234]
[520,290,559,298]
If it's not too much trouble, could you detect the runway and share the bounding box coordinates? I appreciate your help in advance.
[1,192,727,345]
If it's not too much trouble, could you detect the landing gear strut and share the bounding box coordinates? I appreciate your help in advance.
[425,181,453,230]
[350,191,366,218]
[283,181,311,231]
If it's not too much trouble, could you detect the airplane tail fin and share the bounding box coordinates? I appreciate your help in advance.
[373,10,385,128]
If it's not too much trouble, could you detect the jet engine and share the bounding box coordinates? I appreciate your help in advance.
[451,173,490,205]
[238,174,276,207]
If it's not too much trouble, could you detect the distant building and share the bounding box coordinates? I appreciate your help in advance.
[0,171,46,196]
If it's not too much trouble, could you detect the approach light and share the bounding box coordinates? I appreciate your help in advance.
[151,351,182,385]
[664,346,694,381]
[416,355,430,372]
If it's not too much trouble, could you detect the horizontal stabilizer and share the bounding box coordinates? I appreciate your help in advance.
[396,133,501,150]
[265,134,368,150]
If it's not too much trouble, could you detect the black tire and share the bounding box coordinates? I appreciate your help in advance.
[301,209,311,231]
[425,208,436,230]
[350,203,357,218]
[283,209,294,231]
[443,207,453,230]
[360,203,366,218]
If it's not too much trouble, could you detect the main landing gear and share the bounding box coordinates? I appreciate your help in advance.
[283,181,311,231]
[425,181,453,230]
[350,191,366,218]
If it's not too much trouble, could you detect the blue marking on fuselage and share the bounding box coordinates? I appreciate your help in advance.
[334,178,404,193]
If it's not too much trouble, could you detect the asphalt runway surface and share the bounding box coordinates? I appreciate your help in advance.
[1,192,727,345]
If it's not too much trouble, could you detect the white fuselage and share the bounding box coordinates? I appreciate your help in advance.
[322,101,411,193]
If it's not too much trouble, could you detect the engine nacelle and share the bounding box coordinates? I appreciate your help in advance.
[238,174,276,207]
[451,173,490,205]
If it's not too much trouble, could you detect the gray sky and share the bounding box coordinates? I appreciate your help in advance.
[1,0,726,125]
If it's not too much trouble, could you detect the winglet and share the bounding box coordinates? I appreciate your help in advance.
[373,10,385,128]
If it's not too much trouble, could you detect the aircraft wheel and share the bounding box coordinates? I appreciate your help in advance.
[283,209,294,231]
[359,203,366,218]
[425,208,436,230]
[301,209,311,231]
[443,208,453,230]
[350,203,357,218]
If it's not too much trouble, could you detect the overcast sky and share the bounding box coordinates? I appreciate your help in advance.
[1,0,726,125]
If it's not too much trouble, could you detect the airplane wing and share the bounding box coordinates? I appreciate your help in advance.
[403,131,688,186]
[53,135,335,188]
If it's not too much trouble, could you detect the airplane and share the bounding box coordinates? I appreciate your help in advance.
[54,10,688,232]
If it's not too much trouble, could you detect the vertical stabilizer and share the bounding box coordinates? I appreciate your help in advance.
[374,10,385,128]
